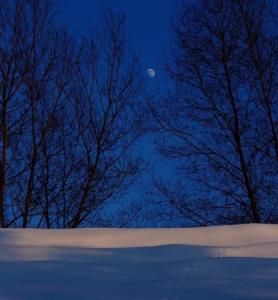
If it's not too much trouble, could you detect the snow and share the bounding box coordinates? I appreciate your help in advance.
[0,224,278,299]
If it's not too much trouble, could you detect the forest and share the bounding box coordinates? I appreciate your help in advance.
[0,0,277,228]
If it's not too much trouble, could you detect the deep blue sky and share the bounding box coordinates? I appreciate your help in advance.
[59,0,176,169]
[58,1,177,225]
[60,0,175,76]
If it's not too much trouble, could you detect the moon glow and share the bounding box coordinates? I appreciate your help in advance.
[147,68,155,78]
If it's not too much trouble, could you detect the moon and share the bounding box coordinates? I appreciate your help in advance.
[147,68,155,78]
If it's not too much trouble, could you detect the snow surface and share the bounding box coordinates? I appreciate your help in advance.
[0,224,278,299]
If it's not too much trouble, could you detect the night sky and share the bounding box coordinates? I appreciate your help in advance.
[60,0,175,79]
[58,0,177,216]
[59,0,176,154]
[59,0,177,152]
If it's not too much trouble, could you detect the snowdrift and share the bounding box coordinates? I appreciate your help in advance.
[0,224,278,299]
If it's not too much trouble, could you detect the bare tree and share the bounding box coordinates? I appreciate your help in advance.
[0,2,144,228]
[236,0,278,166]
[149,0,278,225]
[0,0,37,227]
[63,11,144,228]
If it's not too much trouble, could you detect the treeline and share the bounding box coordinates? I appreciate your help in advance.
[0,0,277,228]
